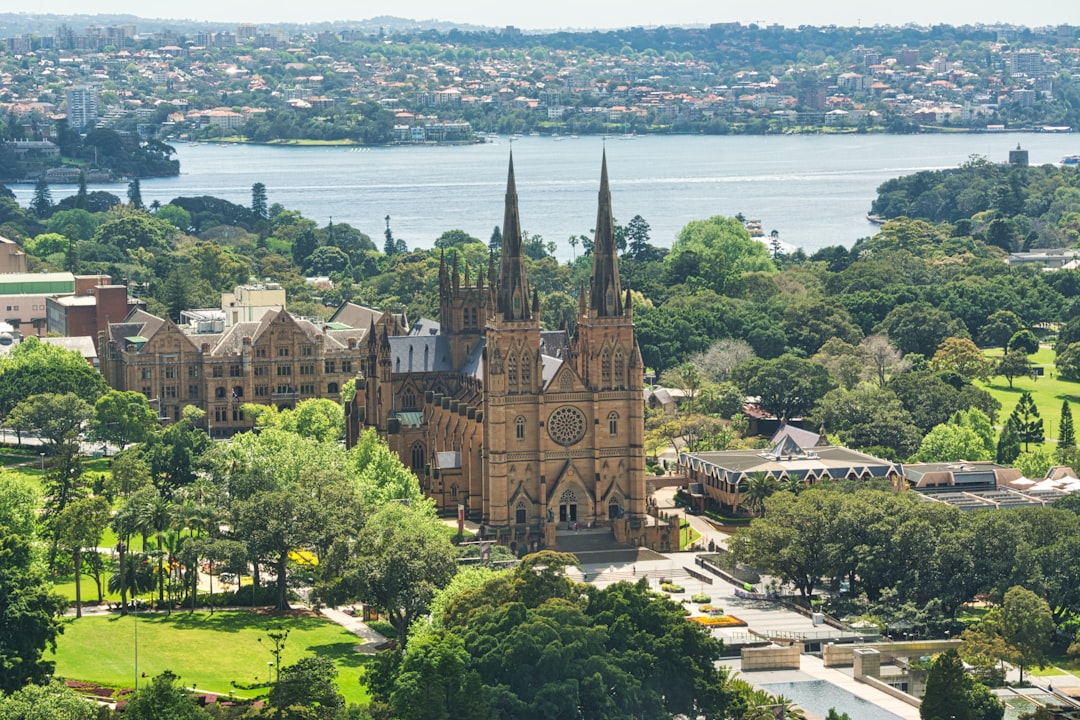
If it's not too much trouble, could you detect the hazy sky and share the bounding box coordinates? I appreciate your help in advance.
[18,0,1076,30]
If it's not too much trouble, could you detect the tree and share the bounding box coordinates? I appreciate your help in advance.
[812,338,865,389]
[89,389,158,451]
[733,354,835,422]
[292,228,318,267]
[0,531,67,693]
[395,556,737,720]
[1007,329,1039,356]
[995,350,1034,389]
[235,488,319,611]
[730,489,841,599]
[1057,342,1080,382]
[931,337,992,383]
[979,310,1025,349]
[251,182,268,220]
[29,179,52,219]
[318,501,457,650]
[916,424,992,463]
[122,670,211,720]
[859,334,908,387]
[268,656,345,720]
[155,203,192,232]
[127,178,144,209]
[878,301,968,358]
[0,474,37,539]
[74,171,87,210]
[1009,392,1043,452]
[660,362,704,412]
[41,443,86,568]
[740,472,778,517]
[1015,448,1054,479]
[5,393,92,452]
[811,385,922,459]
[624,214,658,261]
[1060,400,1075,461]
[689,338,755,383]
[1001,586,1054,683]
[782,298,862,357]
[0,337,107,419]
[664,215,775,294]
[996,416,1022,465]
[920,649,1003,720]
[57,496,110,617]
[0,679,100,720]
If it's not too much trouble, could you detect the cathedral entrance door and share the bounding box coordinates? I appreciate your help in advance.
[558,489,578,526]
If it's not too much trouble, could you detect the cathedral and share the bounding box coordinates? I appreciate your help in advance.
[347,153,667,550]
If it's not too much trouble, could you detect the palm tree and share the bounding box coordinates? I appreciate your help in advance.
[108,552,155,602]
[740,472,778,517]
[111,502,140,614]
[141,494,173,608]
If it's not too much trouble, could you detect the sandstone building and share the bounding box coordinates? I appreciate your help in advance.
[347,154,660,550]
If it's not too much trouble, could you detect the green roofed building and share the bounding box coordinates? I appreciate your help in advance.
[0,272,76,335]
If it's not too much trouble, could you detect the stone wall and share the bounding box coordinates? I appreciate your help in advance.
[740,644,801,671]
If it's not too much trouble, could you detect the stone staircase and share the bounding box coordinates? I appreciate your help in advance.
[553,527,665,564]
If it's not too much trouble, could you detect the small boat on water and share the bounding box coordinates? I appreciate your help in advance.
[1063,155,1080,167]
[744,220,764,237]
[866,213,886,225]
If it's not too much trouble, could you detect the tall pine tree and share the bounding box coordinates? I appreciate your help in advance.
[1054,399,1071,451]
[997,416,1022,465]
[251,182,268,219]
[29,179,52,219]
[1058,400,1075,464]
[1009,392,1044,452]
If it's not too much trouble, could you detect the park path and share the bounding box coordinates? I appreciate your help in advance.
[317,607,390,652]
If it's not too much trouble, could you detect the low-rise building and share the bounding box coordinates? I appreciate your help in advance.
[0,236,27,275]
[99,306,366,435]
[679,432,901,513]
[46,276,141,340]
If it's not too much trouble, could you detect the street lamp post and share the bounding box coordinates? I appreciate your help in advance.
[134,600,139,690]
[39,452,45,469]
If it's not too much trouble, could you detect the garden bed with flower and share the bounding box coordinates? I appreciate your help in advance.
[689,614,748,628]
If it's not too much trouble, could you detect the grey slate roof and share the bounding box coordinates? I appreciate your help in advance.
[389,335,453,373]
[409,318,441,336]
[461,338,485,380]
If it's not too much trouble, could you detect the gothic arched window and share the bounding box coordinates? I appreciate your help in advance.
[520,356,531,387]
[507,354,518,388]
[515,415,526,440]
[410,442,425,471]
[601,350,611,385]
[515,500,527,525]
[403,389,417,410]
[614,350,625,387]
[608,411,619,437]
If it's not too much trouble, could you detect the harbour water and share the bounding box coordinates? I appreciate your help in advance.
[11,132,1079,258]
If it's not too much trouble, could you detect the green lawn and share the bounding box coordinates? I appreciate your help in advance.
[1029,656,1080,678]
[981,345,1080,448]
[53,611,373,705]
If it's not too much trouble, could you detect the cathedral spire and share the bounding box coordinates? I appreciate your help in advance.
[590,151,623,317]
[496,152,532,322]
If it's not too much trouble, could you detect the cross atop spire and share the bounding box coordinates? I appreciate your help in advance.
[589,150,623,317]
[496,152,532,322]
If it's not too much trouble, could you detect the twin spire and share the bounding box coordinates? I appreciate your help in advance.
[494,151,625,322]
[496,152,533,322]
